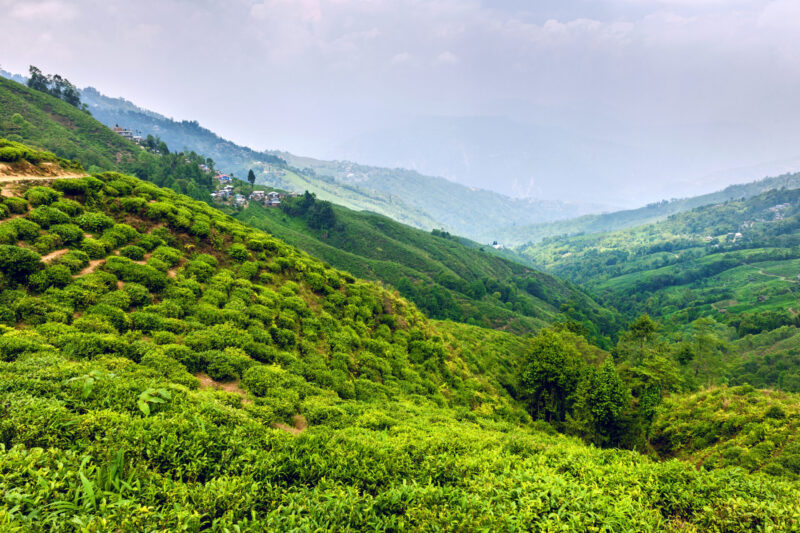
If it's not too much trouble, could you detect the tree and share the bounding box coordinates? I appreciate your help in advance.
[521,329,585,423]
[575,358,631,447]
[247,169,256,188]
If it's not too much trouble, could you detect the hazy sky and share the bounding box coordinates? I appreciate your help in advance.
[3,0,800,205]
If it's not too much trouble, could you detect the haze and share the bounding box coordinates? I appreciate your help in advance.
[3,0,800,207]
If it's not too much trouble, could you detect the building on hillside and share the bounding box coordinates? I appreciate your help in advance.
[112,124,134,140]
[234,194,247,207]
[266,191,282,207]
[250,190,265,201]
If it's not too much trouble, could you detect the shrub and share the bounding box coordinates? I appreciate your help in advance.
[0,245,41,282]
[27,206,70,228]
[81,238,110,259]
[49,223,84,245]
[33,233,62,254]
[29,265,72,292]
[120,196,147,212]
[151,246,181,267]
[56,250,90,273]
[50,198,83,216]
[76,212,115,232]
[103,256,168,292]
[120,245,146,260]
[124,283,152,307]
[101,224,139,247]
[3,197,28,214]
[0,218,41,244]
[24,186,62,206]
[86,303,131,332]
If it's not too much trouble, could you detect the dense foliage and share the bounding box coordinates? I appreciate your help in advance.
[0,164,797,529]
[238,198,619,341]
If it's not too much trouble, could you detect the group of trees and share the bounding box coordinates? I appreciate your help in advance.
[281,191,337,231]
[27,66,88,112]
[521,314,731,450]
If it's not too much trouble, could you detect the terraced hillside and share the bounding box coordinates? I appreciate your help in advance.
[1,144,798,529]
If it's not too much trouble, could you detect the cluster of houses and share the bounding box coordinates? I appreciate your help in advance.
[210,185,291,208]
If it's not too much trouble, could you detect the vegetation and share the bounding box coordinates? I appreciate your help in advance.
[237,195,618,340]
[499,171,800,246]
[26,66,87,112]
[0,144,797,528]
[0,77,213,201]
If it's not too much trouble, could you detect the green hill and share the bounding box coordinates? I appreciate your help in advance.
[0,76,215,201]
[0,142,798,529]
[521,187,800,328]
[498,171,800,246]
[235,199,618,340]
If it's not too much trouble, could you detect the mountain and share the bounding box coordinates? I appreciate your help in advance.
[74,83,600,241]
[0,74,614,341]
[234,198,618,342]
[1,144,797,529]
[498,171,800,246]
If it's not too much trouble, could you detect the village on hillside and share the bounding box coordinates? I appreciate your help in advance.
[112,123,297,209]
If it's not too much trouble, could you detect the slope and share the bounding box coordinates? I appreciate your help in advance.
[521,187,800,345]
[78,84,597,240]
[235,199,618,340]
[1,155,798,530]
[499,171,800,246]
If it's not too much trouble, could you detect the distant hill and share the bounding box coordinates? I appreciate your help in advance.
[498,171,800,246]
[73,83,600,241]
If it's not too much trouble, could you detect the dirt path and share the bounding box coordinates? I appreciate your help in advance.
[40,249,68,263]
[748,264,797,283]
[78,259,104,276]
[274,415,308,435]
[196,373,252,405]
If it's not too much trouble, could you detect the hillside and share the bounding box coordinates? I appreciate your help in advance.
[652,385,800,479]
[235,199,618,340]
[521,187,800,333]
[1,157,798,529]
[498,171,800,246]
[74,83,601,240]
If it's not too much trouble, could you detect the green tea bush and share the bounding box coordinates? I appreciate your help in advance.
[119,245,146,260]
[0,245,41,283]
[24,186,62,206]
[28,264,72,292]
[48,223,84,245]
[80,237,110,259]
[27,205,69,228]
[76,211,115,232]
[3,196,28,214]
[50,198,83,216]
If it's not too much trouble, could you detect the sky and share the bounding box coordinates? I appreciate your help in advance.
[3,0,800,206]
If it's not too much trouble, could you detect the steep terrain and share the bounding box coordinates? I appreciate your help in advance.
[1,144,798,529]
[236,200,617,340]
[77,83,595,239]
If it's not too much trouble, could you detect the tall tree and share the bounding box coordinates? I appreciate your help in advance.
[247,169,256,188]
[521,329,585,423]
[575,358,631,447]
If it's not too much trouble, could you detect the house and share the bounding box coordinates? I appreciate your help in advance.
[234,194,247,207]
[112,124,134,140]
[250,190,265,201]
[217,174,232,183]
[266,191,282,207]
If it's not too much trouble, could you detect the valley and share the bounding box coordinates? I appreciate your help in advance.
[0,71,799,530]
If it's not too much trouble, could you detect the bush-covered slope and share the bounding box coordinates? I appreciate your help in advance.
[0,138,84,179]
[521,187,800,332]
[0,78,215,201]
[1,164,798,529]
[236,201,618,339]
[652,385,800,479]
